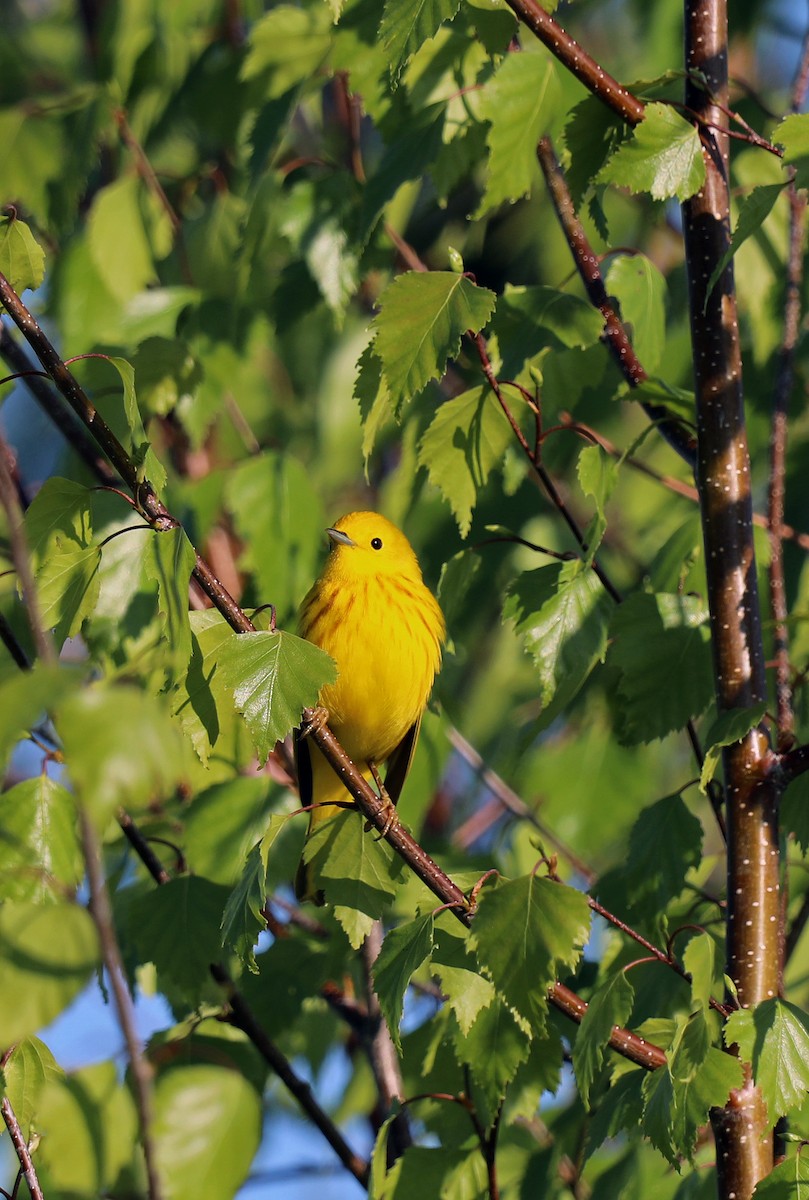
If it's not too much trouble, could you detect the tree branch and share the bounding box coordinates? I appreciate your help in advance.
[502,0,645,125]
[79,810,164,1200]
[536,137,697,470]
[0,1097,44,1200]
[210,964,370,1190]
[681,0,777,1192]
[361,923,413,1161]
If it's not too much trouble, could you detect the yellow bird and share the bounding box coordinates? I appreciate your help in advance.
[295,511,445,902]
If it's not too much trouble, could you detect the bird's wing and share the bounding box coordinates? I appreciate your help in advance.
[384,716,421,804]
[295,728,313,813]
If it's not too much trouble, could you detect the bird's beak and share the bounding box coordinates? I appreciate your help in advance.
[327,526,356,548]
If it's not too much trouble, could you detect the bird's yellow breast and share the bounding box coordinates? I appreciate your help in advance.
[300,571,443,764]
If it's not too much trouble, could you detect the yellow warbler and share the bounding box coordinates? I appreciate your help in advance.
[295,511,445,902]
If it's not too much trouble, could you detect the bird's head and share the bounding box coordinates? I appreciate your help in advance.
[325,511,424,583]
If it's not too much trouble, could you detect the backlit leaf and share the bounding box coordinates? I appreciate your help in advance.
[598,103,705,202]
[475,51,561,217]
[418,386,512,535]
[471,874,590,1028]
[218,629,337,764]
[373,272,496,412]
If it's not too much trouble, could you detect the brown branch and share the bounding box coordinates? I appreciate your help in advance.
[0,325,119,485]
[79,810,164,1200]
[681,0,776,1192]
[0,1097,44,1200]
[362,923,413,1160]
[305,715,667,1072]
[502,0,645,125]
[536,137,697,470]
[561,415,809,554]
[210,964,370,1190]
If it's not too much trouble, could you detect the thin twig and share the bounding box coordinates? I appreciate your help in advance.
[0,1097,44,1200]
[210,964,370,1189]
[536,137,697,469]
[79,810,164,1200]
[362,923,413,1160]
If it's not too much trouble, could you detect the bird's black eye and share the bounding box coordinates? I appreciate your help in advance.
[371,537,383,550]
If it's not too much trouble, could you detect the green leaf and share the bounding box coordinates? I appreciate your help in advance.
[608,592,713,743]
[87,175,156,303]
[220,821,286,972]
[495,285,606,369]
[223,450,327,623]
[361,104,446,238]
[173,611,240,764]
[0,901,97,1043]
[726,999,809,1124]
[418,386,512,536]
[241,4,332,97]
[218,840,266,969]
[130,336,202,418]
[373,272,496,412]
[105,355,167,491]
[608,792,704,916]
[145,525,196,687]
[431,923,495,1035]
[773,112,809,190]
[598,102,705,202]
[577,444,619,558]
[127,876,232,998]
[475,51,561,217]
[37,1061,138,1193]
[564,94,627,208]
[184,777,279,886]
[355,343,394,466]
[643,1016,743,1163]
[683,932,720,1015]
[704,183,787,305]
[3,1036,62,1139]
[0,215,45,293]
[782,771,809,853]
[451,992,532,1108]
[380,0,462,83]
[751,1152,809,1198]
[36,544,102,643]
[699,703,768,792]
[373,913,435,1051]
[573,970,635,1105]
[56,683,188,825]
[153,1065,262,1200]
[470,874,590,1029]
[0,665,78,773]
[302,809,401,945]
[217,629,337,764]
[605,253,667,374]
[504,561,614,722]
[24,477,94,569]
[0,775,82,903]
[387,1146,488,1200]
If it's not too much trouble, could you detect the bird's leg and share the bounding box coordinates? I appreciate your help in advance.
[299,706,330,738]
[367,761,399,839]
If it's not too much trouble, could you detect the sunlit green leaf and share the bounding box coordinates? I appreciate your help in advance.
[598,103,705,202]
[373,272,496,412]
[217,629,337,764]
